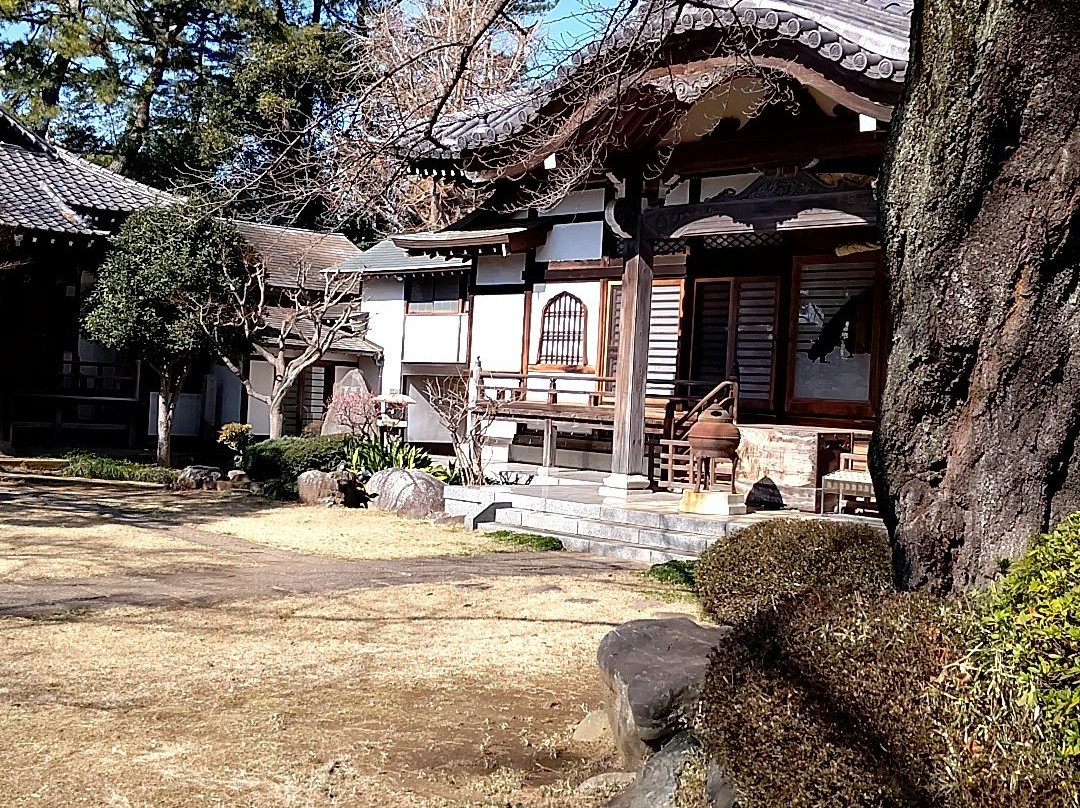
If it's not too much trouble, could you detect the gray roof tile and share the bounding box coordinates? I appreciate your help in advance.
[0,108,174,235]
[234,221,362,289]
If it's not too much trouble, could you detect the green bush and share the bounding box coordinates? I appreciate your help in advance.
[342,432,430,478]
[243,435,350,498]
[696,518,892,626]
[696,515,1080,808]
[61,453,179,485]
[940,515,1080,807]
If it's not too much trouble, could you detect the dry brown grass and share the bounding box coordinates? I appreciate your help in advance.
[0,512,247,580]
[0,481,699,807]
[199,506,518,561]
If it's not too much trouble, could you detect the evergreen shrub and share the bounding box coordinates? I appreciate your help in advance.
[695,515,1080,808]
[942,514,1080,807]
[243,435,350,497]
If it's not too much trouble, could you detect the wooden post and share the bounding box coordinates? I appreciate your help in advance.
[602,224,654,496]
[541,418,557,471]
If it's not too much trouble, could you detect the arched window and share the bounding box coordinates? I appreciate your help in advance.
[536,292,588,366]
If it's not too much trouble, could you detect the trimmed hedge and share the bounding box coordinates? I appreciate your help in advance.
[696,515,1080,808]
[696,518,893,626]
[700,590,955,808]
[243,435,351,498]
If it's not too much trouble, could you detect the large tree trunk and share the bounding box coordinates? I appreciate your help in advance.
[157,387,176,467]
[268,397,286,439]
[874,1,1080,592]
[109,39,169,174]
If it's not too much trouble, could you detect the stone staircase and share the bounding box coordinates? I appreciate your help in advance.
[470,487,754,565]
[445,480,882,566]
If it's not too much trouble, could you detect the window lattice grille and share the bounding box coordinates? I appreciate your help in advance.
[536,292,587,365]
[701,233,785,251]
[616,238,688,256]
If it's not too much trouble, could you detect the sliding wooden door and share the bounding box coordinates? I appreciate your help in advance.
[690,277,779,411]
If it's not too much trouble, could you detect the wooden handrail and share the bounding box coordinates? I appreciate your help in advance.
[670,379,739,440]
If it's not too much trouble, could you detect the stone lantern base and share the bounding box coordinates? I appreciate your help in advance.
[678,490,747,516]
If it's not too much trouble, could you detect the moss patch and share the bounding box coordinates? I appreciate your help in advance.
[487,530,564,552]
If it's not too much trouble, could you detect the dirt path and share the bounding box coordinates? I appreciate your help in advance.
[0,481,638,617]
[0,480,692,808]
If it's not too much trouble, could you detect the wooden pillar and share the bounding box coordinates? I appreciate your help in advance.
[603,228,654,495]
[541,418,557,470]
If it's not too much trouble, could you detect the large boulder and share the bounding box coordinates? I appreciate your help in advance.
[606,732,700,808]
[297,470,341,505]
[366,468,445,519]
[297,470,368,507]
[176,465,223,490]
[321,369,373,436]
[597,617,732,768]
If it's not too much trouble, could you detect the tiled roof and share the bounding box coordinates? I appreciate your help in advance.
[0,108,174,235]
[401,0,914,163]
[333,239,469,275]
[261,306,381,355]
[233,221,362,290]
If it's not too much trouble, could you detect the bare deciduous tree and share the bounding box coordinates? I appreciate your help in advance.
[198,260,364,439]
[424,369,502,485]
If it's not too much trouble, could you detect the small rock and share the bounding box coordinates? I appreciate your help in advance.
[366,468,444,519]
[572,710,613,745]
[227,469,250,483]
[576,771,636,795]
[597,618,732,768]
[606,732,699,808]
[176,465,223,490]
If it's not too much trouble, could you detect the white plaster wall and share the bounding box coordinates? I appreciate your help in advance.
[664,180,691,206]
[402,314,468,364]
[700,172,762,200]
[476,254,525,286]
[534,222,604,263]
[404,376,452,444]
[247,360,273,436]
[148,393,204,437]
[471,294,525,372]
[361,278,406,395]
[540,188,606,216]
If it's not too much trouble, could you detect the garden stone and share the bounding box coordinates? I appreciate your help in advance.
[597,617,732,768]
[176,465,223,490]
[572,709,613,745]
[297,469,351,506]
[366,468,444,519]
[576,771,636,795]
[605,732,699,808]
[227,469,249,483]
[706,759,738,808]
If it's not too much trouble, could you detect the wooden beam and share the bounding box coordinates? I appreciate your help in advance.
[669,128,886,176]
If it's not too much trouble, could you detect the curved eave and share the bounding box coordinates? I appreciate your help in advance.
[402,0,909,171]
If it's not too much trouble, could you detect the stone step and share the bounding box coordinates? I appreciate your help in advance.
[504,494,743,539]
[480,521,699,565]
[487,507,715,557]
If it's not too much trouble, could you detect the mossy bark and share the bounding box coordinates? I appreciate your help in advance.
[875,0,1080,592]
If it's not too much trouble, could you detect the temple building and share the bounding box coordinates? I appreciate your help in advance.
[357,0,911,510]
[0,109,376,453]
